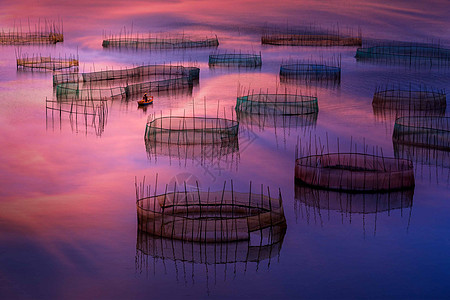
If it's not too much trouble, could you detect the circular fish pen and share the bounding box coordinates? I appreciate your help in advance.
[372,88,446,112]
[102,34,219,49]
[295,153,415,191]
[262,34,361,47]
[209,53,262,67]
[17,55,78,71]
[235,93,318,115]
[280,63,341,82]
[136,189,286,243]
[393,116,450,150]
[145,116,239,145]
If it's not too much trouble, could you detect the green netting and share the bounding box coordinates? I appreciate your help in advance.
[280,63,341,82]
[235,93,318,115]
[393,116,450,150]
[209,53,262,67]
[17,55,78,71]
[102,34,218,49]
[295,153,415,191]
[295,182,413,214]
[145,116,239,145]
[136,189,286,243]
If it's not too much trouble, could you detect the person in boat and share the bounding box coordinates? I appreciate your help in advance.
[143,93,148,102]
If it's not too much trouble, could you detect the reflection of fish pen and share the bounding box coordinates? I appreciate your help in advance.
[209,52,262,67]
[262,26,361,46]
[237,111,317,130]
[355,43,450,65]
[136,180,287,243]
[145,116,239,145]
[373,86,446,114]
[102,32,218,49]
[136,227,285,291]
[145,137,239,171]
[45,98,108,136]
[294,182,414,235]
[393,116,450,151]
[235,92,318,116]
[17,54,78,71]
[295,150,415,191]
[394,142,450,169]
[0,20,63,44]
[280,58,341,83]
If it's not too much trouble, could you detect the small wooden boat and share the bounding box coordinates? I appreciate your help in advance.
[138,95,154,106]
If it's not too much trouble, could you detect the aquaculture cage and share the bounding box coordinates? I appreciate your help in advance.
[295,182,414,215]
[355,45,450,65]
[237,111,318,130]
[17,55,78,71]
[235,93,318,115]
[145,116,239,145]
[372,87,446,112]
[0,21,63,45]
[102,33,218,49]
[209,53,262,67]
[295,153,415,191]
[393,116,450,151]
[280,62,341,82]
[81,65,199,83]
[136,181,287,243]
[261,25,362,46]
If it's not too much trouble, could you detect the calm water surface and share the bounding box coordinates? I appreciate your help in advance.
[1,1,449,299]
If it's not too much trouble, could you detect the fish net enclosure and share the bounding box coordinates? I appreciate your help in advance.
[295,182,413,215]
[209,53,262,67]
[102,32,219,49]
[237,111,318,130]
[145,116,239,145]
[372,87,446,112]
[280,58,341,82]
[393,116,450,150]
[355,43,450,65]
[262,26,361,46]
[0,21,63,45]
[53,64,198,100]
[136,181,287,243]
[17,55,78,71]
[235,93,318,115]
[295,153,415,191]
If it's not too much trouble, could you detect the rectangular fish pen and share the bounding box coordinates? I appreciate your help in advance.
[102,32,218,49]
[393,116,450,151]
[235,92,318,115]
[136,179,286,243]
[145,115,239,145]
[0,20,63,45]
[17,54,78,71]
[262,25,361,46]
[209,52,262,67]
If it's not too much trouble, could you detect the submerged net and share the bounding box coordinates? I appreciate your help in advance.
[136,188,286,243]
[209,53,262,67]
[295,153,415,191]
[393,116,450,150]
[17,55,78,71]
[102,34,218,49]
[235,93,318,115]
[295,182,413,214]
[145,116,239,145]
[280,63,341,82]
